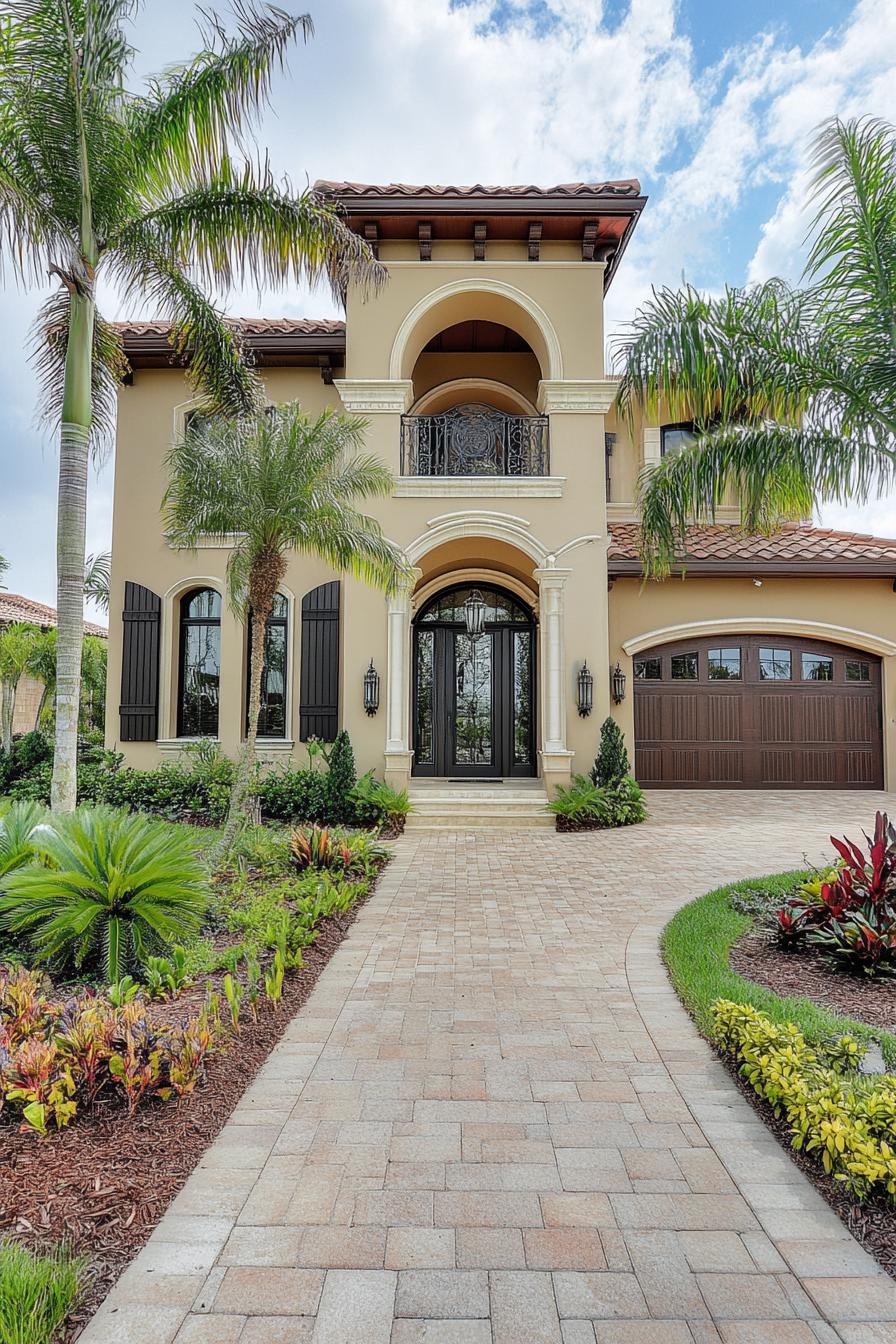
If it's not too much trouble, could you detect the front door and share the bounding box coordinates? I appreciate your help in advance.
[412,585,536,778]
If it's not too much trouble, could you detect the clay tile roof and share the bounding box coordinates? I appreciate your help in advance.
[314,180,642,199]
[111,317,345,339]
[0,592,107,638]
[608,523,896,572]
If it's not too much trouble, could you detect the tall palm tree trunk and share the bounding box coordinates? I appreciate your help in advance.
[51,289,93,812]
[211,549,284,865]
[1,681,14,754]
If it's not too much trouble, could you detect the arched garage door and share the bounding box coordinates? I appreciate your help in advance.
[633,635,883,789]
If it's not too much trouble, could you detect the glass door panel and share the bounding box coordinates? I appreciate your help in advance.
[452,632,494,769]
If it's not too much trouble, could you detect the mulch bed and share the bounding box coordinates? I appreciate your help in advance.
[0,897,370,1341]
[731,930,895,1031]
[723,927,896,1277]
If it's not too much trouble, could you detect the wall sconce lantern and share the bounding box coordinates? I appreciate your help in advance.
[611,661,627,705]
[463,588,487,639]
[363,659,380,716]
[577,662,594,717]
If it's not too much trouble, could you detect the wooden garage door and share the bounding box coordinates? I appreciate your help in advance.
[634,635,882,789]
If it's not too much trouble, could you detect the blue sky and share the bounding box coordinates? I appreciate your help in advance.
[2,0,896,612]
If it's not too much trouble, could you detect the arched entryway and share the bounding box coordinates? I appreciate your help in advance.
[412,582,537,778]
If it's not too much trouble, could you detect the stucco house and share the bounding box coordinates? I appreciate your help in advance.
[105,180,896,822]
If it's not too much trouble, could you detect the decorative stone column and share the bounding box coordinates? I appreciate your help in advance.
[383,570,420,792]
[534,565,574,794]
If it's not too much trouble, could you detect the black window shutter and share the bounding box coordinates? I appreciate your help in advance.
[119,581,161,742]
[299,581,340,742]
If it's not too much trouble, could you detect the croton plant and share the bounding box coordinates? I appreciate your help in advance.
[774,811,896,976]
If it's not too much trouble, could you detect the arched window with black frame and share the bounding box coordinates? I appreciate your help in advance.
[246,592,289,738]
[178,588,222,736]
[661,422,697,457]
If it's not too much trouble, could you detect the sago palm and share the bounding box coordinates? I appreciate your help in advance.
[0,2,382,811]
[615,117,896,576]
[163,404,409,856]
[0,806,209,981]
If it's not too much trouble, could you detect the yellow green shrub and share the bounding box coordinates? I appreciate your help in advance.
[712,999,896,1201]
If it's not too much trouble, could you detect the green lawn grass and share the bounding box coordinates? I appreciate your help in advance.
[0,1242,83,1344]
[661,871,896,1069]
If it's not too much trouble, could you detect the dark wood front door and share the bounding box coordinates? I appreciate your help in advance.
[412,585,536,778]
[634,634,883,789]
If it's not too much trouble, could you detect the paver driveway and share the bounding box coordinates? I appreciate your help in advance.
[81,792,896,1344]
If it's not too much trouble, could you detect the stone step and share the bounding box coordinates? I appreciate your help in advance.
[410,801,551,817]
[405,812,556,832]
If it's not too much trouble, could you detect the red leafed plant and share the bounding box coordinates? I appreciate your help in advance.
[772,812,896,976]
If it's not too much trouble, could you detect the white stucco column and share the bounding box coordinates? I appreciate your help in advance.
[534,565,574,793]
[383,570,420,790]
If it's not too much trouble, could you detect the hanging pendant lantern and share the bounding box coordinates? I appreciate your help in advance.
[463,589,487,639]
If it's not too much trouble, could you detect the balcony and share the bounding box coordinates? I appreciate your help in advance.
[401,403,550,477]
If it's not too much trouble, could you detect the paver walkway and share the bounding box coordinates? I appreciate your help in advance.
[81,792,896,1344]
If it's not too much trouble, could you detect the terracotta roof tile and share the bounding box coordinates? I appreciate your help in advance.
[608,523,896,570]
[0,592,107,638]
[314,179,641,199]
[111,317,345,338]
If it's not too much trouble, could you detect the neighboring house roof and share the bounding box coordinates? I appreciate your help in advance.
[0,592,107,638]
[607,523,896,577]
[314,180,642,199]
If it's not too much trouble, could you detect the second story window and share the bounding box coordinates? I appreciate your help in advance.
[661,422,697,457]
[178,588,221,737]
[401,402,549,477]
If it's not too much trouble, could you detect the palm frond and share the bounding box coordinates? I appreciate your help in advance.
[129,3,312,193]
[807,116,896,357]
[84,550,111,612]
[118,159,385,298]
[111,245,262,416]
[637,424,896,578]
[29,292,127,458]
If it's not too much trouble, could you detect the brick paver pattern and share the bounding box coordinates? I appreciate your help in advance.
[80,792,896,1344]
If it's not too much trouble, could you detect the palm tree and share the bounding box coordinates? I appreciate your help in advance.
[1,2,382,811]
[163,404,410,857]
[615,117,896,576]
[0,624,39,753]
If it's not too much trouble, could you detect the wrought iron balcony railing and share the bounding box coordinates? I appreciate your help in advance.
[400,402,550,477]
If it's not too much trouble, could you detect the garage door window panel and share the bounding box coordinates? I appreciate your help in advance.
[634,656,661,680]
[846,659,871,682]
[760,647,792,680]
[671,652,698,680]
[802,652,833,681]
[708,647,741,680]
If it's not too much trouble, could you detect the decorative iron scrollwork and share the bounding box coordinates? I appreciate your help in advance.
[401,402,549,477]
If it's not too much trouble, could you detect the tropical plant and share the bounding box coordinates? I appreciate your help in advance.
[25,630,57,732]
[549,773,646,830]
[0,1240,84,1344]
[83,550,111,613]
[0,624,39,753]
[290,824,346,872]
[615,117,896,576]
[0,2,382,812]
[772,811,896,975]
[79,633,107,733]
[350,772,413,831]
[164,405,409,856]
[590,716,630,788]
[0,802,45,879]
[0,807,209,981]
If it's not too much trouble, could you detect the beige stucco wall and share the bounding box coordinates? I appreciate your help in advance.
[609,574,896,788]
[106,254,615,786]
